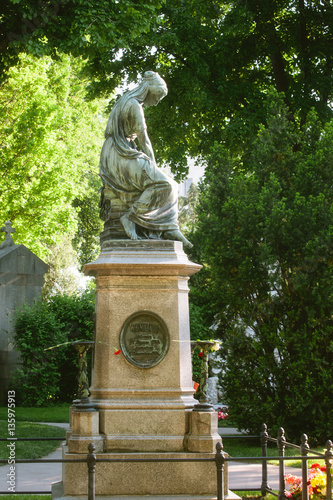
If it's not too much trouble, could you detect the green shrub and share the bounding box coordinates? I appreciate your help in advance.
[12,289,95,406]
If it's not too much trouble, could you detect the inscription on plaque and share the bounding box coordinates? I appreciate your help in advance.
[120,312,169,368]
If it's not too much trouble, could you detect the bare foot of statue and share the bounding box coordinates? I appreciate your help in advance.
[120,214,141,240]
[163,230,193,248]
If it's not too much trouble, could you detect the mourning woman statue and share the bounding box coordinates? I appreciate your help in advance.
[99,71,192,248]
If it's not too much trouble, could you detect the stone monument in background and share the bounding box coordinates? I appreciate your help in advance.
[54,72,234,500]
[0,221,48,404]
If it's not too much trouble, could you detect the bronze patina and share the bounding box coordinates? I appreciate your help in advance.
[120,311,169,368]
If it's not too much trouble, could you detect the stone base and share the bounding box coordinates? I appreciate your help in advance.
[56,241,241,500]
[53,480,240,500]
[55,446,239,499]
[68,408,104,453]
[186,411,221,453]
[98,405,192,452]
[99,187,128,242]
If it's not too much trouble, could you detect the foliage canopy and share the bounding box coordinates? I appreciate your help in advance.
[1,0,162,87]
[2,0,333,441]
[85,0,333,177]
[0,52,105,260]
[3,1,332,177]
[189,94,333,442]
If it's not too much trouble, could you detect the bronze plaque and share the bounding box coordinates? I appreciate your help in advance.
[120,312,169,368]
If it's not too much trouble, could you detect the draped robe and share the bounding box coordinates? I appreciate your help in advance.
[99,88,179,237]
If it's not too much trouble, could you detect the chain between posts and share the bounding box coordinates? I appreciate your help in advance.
[83,429,332,500]
[86,441,225,500]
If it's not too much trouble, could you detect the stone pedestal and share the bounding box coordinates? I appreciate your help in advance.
[54,241,237,500]
[85,240,200,454]
[67,408,103,453]
[187,410,221,453]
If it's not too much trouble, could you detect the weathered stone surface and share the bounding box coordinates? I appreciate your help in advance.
[68,409,103,453]
[0,244,48,404]
[59,241,231,499]
[61,446,218,496]
[207,376,220,405]
[75,241,200,454]
[0,221,16,249]
[186,410,221,453]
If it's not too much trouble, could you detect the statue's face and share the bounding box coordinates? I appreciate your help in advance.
[144,86,167,107]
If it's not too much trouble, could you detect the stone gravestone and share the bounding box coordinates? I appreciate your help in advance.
[54,72,238,500]
[0,222,48,404]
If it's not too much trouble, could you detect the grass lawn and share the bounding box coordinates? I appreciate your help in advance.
[218,419,238,428]
[0,420,66,464]
[0,406,69,464]
[0,496,51,500]
[0,405,70,423]
[223,436,326,468]
[235,493,278,500]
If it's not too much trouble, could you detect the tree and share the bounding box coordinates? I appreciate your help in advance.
[189,93,333,442]
[2,1,332,176]
[88,0,333,178]
[1,0,162,86]
[0,52,106,260]
[72,171,103,270]
[3,1,332,179]
[42,233,93,297]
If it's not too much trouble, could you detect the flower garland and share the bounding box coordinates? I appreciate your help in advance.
[196,339,221,358]
[44,340,121,355]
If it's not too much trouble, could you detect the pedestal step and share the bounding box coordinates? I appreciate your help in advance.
[58,446,238,499]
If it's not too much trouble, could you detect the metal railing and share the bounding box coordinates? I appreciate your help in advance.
[0,424,332,499]
[259,424,333,500]
[0,440,222,498]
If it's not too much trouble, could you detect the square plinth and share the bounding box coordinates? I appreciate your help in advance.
[60,447,218,497]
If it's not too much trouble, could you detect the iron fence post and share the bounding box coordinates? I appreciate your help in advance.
[300,434,309,500]
[260,423,271,496]
[325,440,333,500]
[215,441,225,500]
[87,442,96,500]
[277,427,287,500]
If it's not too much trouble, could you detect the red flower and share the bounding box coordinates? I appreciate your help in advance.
[320,466,326,472]
[198,351,204,358]
[311,463,321,469]
[114,349,121,355]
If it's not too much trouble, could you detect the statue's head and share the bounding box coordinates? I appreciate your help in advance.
[104,71,168,137]
[141,71,168,107]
